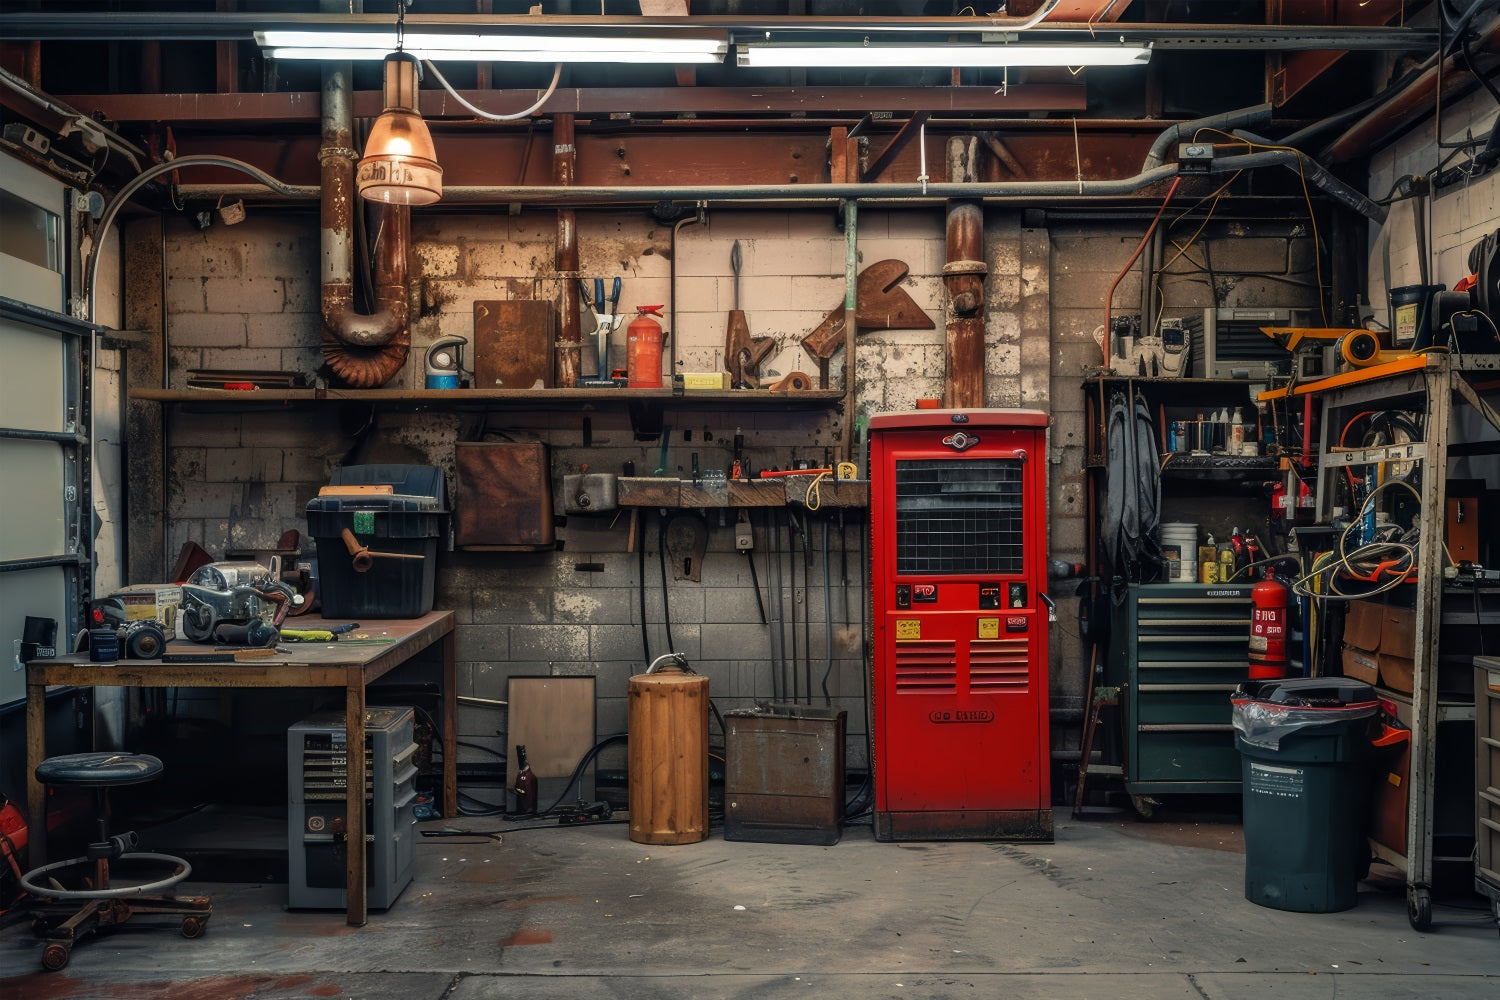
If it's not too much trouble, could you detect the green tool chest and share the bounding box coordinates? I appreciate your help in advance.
[1106,583,1252,795]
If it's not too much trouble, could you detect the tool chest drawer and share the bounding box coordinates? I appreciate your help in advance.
[1108,584,1252,793]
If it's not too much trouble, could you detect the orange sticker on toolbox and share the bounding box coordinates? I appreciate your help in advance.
[977,617,1000,639]
[895,619,921,640]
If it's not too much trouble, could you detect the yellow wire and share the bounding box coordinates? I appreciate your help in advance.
[1193,128,1329,326]
[805,471,830,511]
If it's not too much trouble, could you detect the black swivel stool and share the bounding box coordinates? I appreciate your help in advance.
[20,752,213,972]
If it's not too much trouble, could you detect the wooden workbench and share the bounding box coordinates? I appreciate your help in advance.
[25,611,456,927]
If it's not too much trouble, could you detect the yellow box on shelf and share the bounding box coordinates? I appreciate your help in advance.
[680,372,730,390]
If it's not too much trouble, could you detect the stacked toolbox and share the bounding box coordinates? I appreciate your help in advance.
[1106,583,1254,798]
[287,707,418,910]
[306,464,446,618]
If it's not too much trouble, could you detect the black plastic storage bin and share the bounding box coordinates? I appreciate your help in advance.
[1231,677,1380,913]
[306,465,446,619]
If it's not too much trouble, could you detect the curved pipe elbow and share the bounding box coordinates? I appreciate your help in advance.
[321,288,408,348]
[321,325,411,389]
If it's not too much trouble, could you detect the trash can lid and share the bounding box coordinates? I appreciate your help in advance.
[1236,676,1377,707]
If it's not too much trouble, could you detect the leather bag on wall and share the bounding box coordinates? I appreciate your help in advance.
[454,440,555,550]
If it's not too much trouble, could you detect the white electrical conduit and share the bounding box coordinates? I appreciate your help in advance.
[422,60,562,121]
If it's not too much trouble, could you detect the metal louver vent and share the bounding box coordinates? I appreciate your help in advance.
[894,459,1025,575]
[894,640,957,694]
[969,639,1030,693]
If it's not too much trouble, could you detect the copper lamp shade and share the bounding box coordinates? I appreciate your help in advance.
[357,53,442,206]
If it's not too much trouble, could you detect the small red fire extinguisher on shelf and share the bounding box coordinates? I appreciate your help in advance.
[1248,575,1290,679]
[626,305,665,388]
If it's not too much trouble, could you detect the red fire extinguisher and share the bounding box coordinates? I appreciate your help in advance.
[1248,575,1289,679]
[626,305,665,388]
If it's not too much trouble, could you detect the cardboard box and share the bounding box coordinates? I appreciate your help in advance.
[1340,599,1382,685]
[1377,605,1416,694]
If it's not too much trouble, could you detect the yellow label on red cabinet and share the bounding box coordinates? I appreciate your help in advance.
[977,617,1000,639]
[895,619,921,640]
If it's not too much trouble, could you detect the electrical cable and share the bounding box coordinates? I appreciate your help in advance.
[658,512,675,654]
[788,514,801,703]
[1197,129,1330,325]
[821,517,834,707]
[638,510,651,667]
[422,60,561,122]
[1102,176,1183,367]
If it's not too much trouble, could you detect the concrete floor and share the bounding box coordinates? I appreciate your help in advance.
[2,810,1497,999]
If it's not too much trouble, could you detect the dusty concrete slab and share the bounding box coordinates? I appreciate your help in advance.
[1,816,1495,998]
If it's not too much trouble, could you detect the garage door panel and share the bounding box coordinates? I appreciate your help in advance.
[0,438,68,561]
[0,314,68,432]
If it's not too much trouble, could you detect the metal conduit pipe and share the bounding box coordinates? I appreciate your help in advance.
[319,62,409,358]
[84,155,314,324]
[1142,102,1273,171]
[312,169,1184,206]
[1210,149,1388,224]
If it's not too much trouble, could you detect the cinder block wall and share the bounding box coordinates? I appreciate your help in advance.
[146,196,1322,801]
[1368,87,1500,318]
[151,205,1036,785]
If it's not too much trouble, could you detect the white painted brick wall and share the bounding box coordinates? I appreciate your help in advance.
[1368,88,1500,323]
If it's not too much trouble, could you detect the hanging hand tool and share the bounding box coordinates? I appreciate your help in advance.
[723,241,777,389]
[800,259,934,384]
[579,277,625,382]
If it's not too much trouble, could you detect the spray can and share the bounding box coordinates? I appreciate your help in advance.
[626,305,665,388]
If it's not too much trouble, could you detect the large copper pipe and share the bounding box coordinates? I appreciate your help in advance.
[943,199,986,409]
[318,63,411,388]
[1325,16,1500,164]
[554,113,581,387]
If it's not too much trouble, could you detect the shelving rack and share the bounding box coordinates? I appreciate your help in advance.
[1285,353,1500,929]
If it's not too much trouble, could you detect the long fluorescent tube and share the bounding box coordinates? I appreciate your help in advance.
[255,29,728,64]
[737,43,1152,69]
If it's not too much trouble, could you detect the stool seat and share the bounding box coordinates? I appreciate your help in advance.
[36,752,163,787]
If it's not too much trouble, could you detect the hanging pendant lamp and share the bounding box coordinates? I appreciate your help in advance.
[357,52,442,206]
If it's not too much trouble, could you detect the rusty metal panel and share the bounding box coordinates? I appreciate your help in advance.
[724,706,846,846]
[453,441,554,551]
[474,299,553,391]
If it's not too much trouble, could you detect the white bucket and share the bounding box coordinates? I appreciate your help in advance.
[1160,523,1199,565]
[1173,560,1198,582]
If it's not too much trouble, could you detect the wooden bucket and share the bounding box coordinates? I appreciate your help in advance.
[628,663,709,845]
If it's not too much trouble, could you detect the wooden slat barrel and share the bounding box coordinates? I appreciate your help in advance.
[628,665,709,845]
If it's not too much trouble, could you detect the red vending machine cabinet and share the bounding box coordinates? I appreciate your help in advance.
[869,409,1052,841]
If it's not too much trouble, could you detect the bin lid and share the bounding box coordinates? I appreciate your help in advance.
[330,464,445,501]
[1235,676,1376,707]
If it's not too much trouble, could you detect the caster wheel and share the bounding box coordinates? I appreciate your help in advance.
[1130,794,1159,821]
[181,916,206,939]
[1407,887,1432,931]
[41,942,70,972]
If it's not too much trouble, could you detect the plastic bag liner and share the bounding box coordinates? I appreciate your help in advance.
[1231,698,1379,750]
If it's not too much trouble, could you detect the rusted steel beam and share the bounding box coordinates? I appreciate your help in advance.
[1264,0,1404,107]
[863,112,930,183]
[57,84,1085,124]
[167,129,1161,194]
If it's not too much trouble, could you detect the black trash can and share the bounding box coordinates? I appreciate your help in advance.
[1231,677,1380,913]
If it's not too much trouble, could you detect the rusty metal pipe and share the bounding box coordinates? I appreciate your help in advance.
[943,200,986,409]
[554,113,581,388]
[1325,14,1500,164]
[319,62,412,387]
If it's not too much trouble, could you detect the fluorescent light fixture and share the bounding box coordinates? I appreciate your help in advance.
[255,29,728,64]
[736,43,1152,69]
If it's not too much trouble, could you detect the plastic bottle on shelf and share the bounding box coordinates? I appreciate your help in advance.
[1231,408,1245,448]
